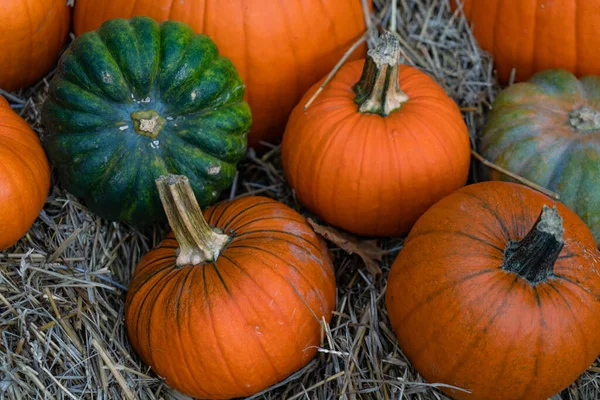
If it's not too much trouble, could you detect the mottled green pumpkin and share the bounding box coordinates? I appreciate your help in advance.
[478,69,600,244]
[42,17,250,226]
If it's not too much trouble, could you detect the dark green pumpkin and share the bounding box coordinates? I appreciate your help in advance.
[42,17,250,226]
[478,68,600,244]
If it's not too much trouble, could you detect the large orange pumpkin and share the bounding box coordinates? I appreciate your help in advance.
[72,0,369,149]
[386,181,600,400]
[0,96,50,250]
[0,0,70,91]
[281,32,471,237]
[125,175,336,399]
[451,0,600,84]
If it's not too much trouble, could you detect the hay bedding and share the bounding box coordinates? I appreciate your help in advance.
[1,0,600,399]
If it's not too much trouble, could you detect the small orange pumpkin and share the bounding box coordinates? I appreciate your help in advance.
[281,32,471,237]
[0,0,70,91]
[125,175,336,399]
[0,96,50,249]
[386,181,600,400]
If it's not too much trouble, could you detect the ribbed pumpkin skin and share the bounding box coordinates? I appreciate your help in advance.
[478,69,600,244]
[0,96,50,250]
[125,196,336,399]
[42,17,250,226]
[452,0,600,84]
[281,61,471,237]
[0,0,70,91]
[72,0,369,149]
[386,181,600,400]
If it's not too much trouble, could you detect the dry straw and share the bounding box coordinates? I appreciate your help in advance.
[1,0,598,399]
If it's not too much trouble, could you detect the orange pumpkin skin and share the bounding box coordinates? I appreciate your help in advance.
[125,196,336,399]
[451,0,600,84]
[72,0,369,149]
[281,61,471,237]
[0,96,50,249]
[386,181,600,400]
[0,0,70,91]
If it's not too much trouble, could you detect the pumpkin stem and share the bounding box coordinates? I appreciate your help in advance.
[131,109,166,139]
[502,205,564,285]
[353,31,409,116]
[569,107,600,131]
[156,174,230,266]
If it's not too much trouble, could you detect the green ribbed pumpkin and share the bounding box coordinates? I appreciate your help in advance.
[42,17,250,226]
[478,68,600,244]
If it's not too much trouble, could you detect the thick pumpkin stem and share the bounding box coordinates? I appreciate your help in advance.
[353,31,409,116]
[502,205,564,285]
[156,174,229,266]
[131,109,166,138]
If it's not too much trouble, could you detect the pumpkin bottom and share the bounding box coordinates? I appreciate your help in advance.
[127,258,331,399]
[389,275,600,400]
[45,98,244,226]
[0,197,42,250]
[287,156,470,238]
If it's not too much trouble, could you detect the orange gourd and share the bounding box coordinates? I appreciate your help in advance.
[451,0,600,84]
[281,32,471,237]
[0,0,70,91]
[386,181,600,400]
[0,96,50,249]
[72,0,369,149]
[125,175,336,399]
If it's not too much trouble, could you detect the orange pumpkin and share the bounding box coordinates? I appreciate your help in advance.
[0,96,50,249]
[281,32,471,237]
[386,181,600,400]
[125,175,336,399]
[451,0,600,84]
[0,0,70,91]
[72,0,369,149]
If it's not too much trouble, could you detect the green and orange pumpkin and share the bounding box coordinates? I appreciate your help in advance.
[478,68,600,244]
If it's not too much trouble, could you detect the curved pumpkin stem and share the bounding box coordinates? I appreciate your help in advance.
[502,205,564,285]
[353,31,409,116]
[156,174,230,266]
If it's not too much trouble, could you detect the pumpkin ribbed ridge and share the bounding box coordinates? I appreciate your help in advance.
[0,97,50,249]
[0,0,70,91]
[478,69,600,244]
[453,0,599,83]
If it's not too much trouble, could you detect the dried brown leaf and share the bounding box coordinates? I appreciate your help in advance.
[308,218,384,277]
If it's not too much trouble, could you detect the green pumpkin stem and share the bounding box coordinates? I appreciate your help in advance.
[131,109,166,138]
[569,106,600,131]
[156,174,229,266]
[353,31,409,116]
[502,205,564,285]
